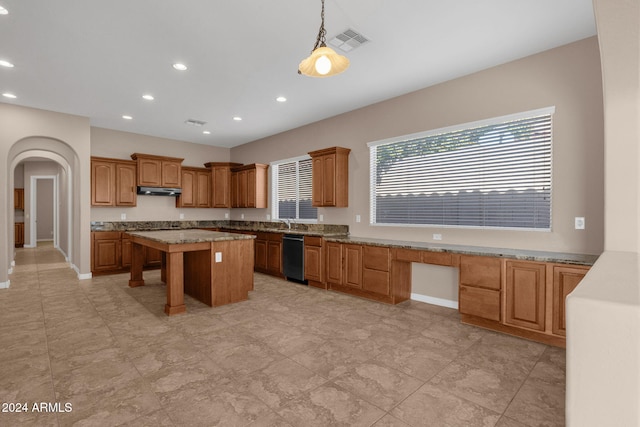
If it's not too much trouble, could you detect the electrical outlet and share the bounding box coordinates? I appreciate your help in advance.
[215,252,222,263]
[179,213,184,220]
[433,233,442,241]
[319,214,324,222]
[266,214,271,220]
[224,213,229,219]
[120,213,126,220]
[575,217,585,230]
[355,214,361,223]
[241,214,245,220]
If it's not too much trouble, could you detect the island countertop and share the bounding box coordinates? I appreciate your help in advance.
[126,229,255,245]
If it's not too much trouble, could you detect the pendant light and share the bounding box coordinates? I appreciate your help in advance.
[298,0,349,78]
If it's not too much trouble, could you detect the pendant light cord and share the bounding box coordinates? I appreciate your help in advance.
[312,0,327,50]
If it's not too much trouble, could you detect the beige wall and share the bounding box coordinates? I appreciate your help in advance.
[90,127,232,222]
[232,37,605,255]
[1,104,91,284]
[566,0,640,425]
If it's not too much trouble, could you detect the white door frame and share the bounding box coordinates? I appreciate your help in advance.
[28,175,58,248]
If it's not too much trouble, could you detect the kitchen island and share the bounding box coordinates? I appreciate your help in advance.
[127,229,255,315]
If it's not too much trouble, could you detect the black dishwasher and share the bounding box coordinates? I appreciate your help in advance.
[282,234,307,284]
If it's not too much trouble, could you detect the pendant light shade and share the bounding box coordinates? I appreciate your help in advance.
[298,0,349,78]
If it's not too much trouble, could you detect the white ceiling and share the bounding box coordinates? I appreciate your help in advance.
[0,0,596,148]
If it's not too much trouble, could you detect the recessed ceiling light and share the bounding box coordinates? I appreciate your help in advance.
[2,92,16,98]
[276,96,287,102]
[142,94,154,101]
[203,130,211,135]
[0,6,8,15]
[122,115,133,120]
[0,60,14,68]
[172,63,187,71]
[233,116,242,121]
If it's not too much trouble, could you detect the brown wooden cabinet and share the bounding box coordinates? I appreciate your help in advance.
[325,241,343,286]
[131,153,183,188]
[304,236,324,287]
[459,255,502,321]
[91,157,137,207]
[14,188,24,210]
[176,167,211,208]
[343,244,363,289]
[205,162,242,208]
[362,245,391,296]
[91,231,121,273]
[230,163,268,208]
[505,260,546,331]
[14,222,24,248]
[552,265,589,336]
[92,231,162,274]
[254,231,282,276]
[309,146,350,207]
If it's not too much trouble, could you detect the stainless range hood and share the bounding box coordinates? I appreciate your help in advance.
[137,186,182,196]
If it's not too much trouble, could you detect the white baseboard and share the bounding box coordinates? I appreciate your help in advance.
[73,264,92,280]
[24,244,36,248]
[411,293,459,310]
[0,280,10,289]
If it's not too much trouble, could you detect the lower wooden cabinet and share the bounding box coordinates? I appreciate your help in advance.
[552,265,589,336]
[343,244,363,289]
[304,236,324,287]
[505,261,546,331]
[91,231,162,274]
[14,222,25,248]
[459,255,502,321]
[254,232,282,277]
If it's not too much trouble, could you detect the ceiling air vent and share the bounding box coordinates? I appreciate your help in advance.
[184,119,207,126]
[329,29,369,52]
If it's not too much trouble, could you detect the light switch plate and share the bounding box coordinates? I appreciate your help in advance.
[575,217,585,230]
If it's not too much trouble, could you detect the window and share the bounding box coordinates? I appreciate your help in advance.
[369,107,553,230]
[272,157,317,221]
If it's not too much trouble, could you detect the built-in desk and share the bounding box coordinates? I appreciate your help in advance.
[127,230,255,315]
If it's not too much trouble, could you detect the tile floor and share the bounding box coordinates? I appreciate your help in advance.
[0,243,566,426]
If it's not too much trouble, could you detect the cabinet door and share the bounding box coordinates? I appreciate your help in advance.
[14,188,24,210]
[304,244,323,282]
[116,163,137,206]
[212,167,231,208]
[121,236,132,268]
[230,171,239,208]
[267,240,282,274]
[246,168,256,208]
[178,169,196,207]
[238,170,248,208]
[343,244,363,289]
[255,238,268,270]
[162,160,182,187]
[92,232,121,272]
[14,222,24,247]
[459,285,501,321]
[138,158,162,187]
[553,265,588,336]
[196,171,212,208]
[325,242,343,285]
[311,156,324,206]
[505,261,546,331]
[322,154,337,206]
[91,160,115,206]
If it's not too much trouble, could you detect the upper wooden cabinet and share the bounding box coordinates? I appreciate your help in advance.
[230,163,268,208]
[205,162,242,208]
[130,153,183,188]
[14,188,24,210]
[176,167,212,208]
[91,157,137,207]
[308,146,350,207]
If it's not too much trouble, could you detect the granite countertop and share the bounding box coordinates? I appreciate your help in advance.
[127,229,255,245]
[91,220,349,237]
[324,235,599,266]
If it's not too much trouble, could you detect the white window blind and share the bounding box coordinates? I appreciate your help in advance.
[274,157,317,220]
[369,108,553,229]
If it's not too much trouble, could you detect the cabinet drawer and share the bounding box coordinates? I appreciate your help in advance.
[363,268,390,296]
[459,285,501,321]
[421,251,453,266]
[460,255,502,290]
[394,248,422,262]
[304,236,323,247]
[363,245,390,271]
